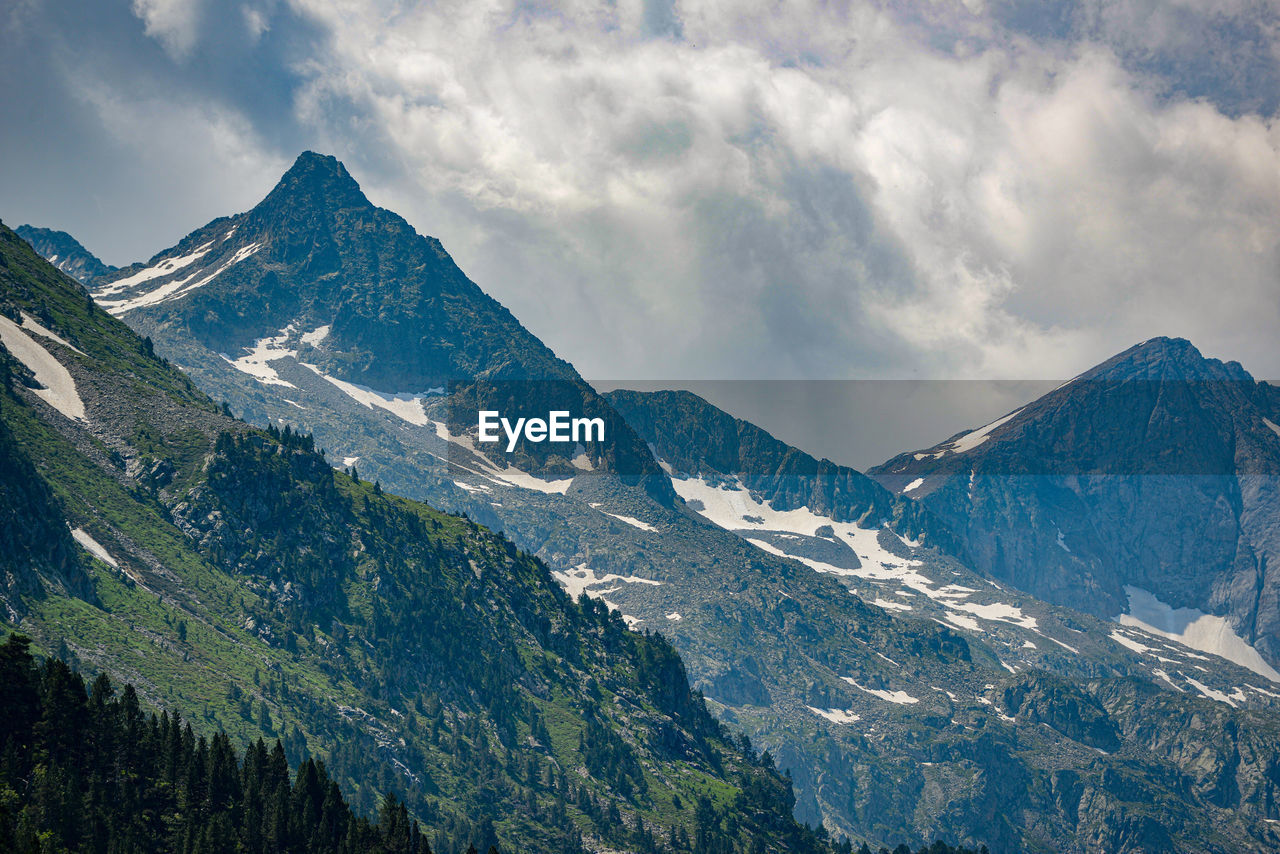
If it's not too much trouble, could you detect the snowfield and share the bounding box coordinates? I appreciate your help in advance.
[671,474,1041,634]
[1116,586,1280,683]
[0,314,86,422]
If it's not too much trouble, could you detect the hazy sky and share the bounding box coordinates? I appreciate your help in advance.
[4,1,1280,458]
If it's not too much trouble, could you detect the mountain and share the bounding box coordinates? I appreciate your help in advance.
[603,389,964,556]
[15,225,116,285]
[0,220,829,854]
[85,151,663,488]
[42,156,1280,851]
[870,337,1280,673]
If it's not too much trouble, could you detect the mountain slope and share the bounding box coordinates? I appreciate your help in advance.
[40,157,1280,851]
[606,386,1280,852]
[0,219,826,854]
[604,388,963,555]
[870,337,1280,672]
[15,225,117,285]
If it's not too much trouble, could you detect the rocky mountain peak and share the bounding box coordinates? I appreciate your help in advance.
[1081,336,1253,384]
[255,151,372,215]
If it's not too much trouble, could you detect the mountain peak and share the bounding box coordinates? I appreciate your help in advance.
[259,151,370,212]
[1085,336,1252,383]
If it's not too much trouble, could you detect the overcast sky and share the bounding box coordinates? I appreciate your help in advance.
[4,0,1280,462]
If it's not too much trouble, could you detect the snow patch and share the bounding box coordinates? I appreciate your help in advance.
[1045,636,1080,654]
[1151,669,1184,692]
[672,475,1036,629]
[1116,586,1280,683]
[222,325,299,388]
[942,407,1023,455]
[1264,417,1280,439]
[872,598,914,613]
[550,564,663,600]
[842,677,919,705]
[342,456,360,467]
[94,241,213,297]
[808,707,862,725]
[902,477,925,494]
[433,420,573,494]
[1184,675,1239,707]
[300,324,331,346]
[940,613,981,632]
[666,612,682,621]
[70,528,118,568]
[949,600,1038,631]
[601,512,655,532]
[98,242,260,315]
[1110,631,1156,657]
[0,314,86,421]
[304,365,429,426]
[1245,683,1280,699]
[21,313,85,355]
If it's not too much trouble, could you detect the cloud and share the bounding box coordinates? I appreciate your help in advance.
[5,0,1280,389]
[131,0,202,58]
[280,0,1280,380]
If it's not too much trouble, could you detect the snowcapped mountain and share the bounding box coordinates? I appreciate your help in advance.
[609,387,1280,701]
[23,159,1280,851]
[0,221,831,854]
[86,151,665,490]
[870,337,1280,672]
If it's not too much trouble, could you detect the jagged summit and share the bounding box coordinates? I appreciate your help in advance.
[255,151,372,214]
[872,336,1270,481]
[83,152,670,489]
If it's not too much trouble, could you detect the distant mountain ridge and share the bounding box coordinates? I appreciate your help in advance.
[604,388,965,555]
[871,336,1280,668]
[15,225,117,285]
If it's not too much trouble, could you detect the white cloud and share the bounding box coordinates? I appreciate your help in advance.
[131,0,202,58]
[275,1,1280,380]
[15,0,1280,383]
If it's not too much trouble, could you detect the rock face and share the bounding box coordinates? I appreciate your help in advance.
[15,225,116,285]
[871,337,1280,667]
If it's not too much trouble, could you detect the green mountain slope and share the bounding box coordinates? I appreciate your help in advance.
[0,221,829,854]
